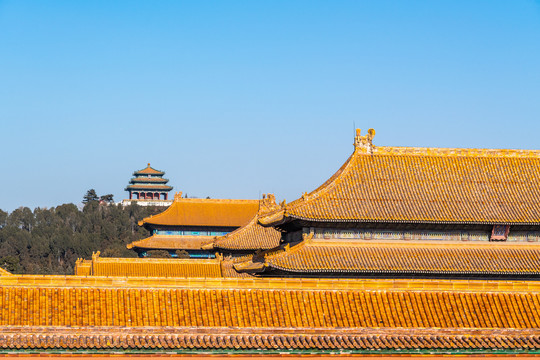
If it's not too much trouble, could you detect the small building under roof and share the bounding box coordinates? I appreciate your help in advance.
[128,192,262,258]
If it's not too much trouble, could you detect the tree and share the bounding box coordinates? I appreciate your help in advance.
[100,194,114,203]
[83,189,99,203]
[0,201,163,275]
[0,210,7,228]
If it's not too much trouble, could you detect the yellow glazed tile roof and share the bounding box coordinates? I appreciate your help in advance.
[133,163,165,176]
[0,276,540,351]
[140,193,259,227]
[203,214,282,251]
[74,259,92,276]
[242,238,540,276]
[127,234,213,250]
[0,277,539,329]
[82,252,222,277]
[260,129,540,226]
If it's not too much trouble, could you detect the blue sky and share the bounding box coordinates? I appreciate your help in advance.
[1,1,539,212]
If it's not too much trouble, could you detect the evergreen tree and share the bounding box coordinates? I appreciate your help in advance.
[83,189,99,203]
[100,194,114,203]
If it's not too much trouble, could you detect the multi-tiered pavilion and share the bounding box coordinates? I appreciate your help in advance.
[124,163,173,204]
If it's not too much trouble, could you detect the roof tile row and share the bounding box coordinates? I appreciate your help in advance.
[0,327,539,351]
[0,285,539,329]
[258,240,540,275]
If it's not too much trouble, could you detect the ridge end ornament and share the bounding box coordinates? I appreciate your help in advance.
[354,128,376,153]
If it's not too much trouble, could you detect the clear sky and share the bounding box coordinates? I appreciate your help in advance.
[1,1,539,212]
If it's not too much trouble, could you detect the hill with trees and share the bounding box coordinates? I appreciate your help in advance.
[0,199,163,274]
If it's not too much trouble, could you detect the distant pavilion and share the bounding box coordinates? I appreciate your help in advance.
[124,163,173,202]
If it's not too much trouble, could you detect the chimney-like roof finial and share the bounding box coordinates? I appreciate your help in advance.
[354,128,376,153]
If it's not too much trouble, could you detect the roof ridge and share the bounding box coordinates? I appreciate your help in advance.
[375,145,540,158]
[260,128,540,227]
[309,239,540,249]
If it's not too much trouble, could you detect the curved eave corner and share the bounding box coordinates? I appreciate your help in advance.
[233,259,266,273]
[258,209,287,227]
[200,241,215,250]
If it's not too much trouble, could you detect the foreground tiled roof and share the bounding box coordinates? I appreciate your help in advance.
[0,267,12,276]
[0,276,540,353]
[260,129,540,226]
[75,252,222,277]
[203,214,282,251]
[139,194,259,228]
[236,238,540,276]
[127,234,213,251]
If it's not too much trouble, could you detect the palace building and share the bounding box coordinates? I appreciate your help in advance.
[234,129,540,278]
[127,192,262,258]
[123,163,173,206]
[4,128,540,356]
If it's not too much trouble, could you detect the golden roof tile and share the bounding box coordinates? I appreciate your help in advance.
[139,193,259,227]
[127,234,213,250]
[203,194,282,251]
[238,238,540,276]
[81,252,223,277]
[261,129,540,226]
[0,279,539,329]
[1,276,540,352]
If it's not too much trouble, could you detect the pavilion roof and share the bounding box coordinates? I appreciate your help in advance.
[139,193,259,228]
[235,236,540,276]
[133,163,165,176]
[260,129,540,227]
[0,275,540,353]
[130,176,169,184]
[125,184,173,191]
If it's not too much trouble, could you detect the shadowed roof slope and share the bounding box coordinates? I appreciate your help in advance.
[260,129,540,226]
[139,193,259,227]
[203,215,281,251]
[235,236,540,276]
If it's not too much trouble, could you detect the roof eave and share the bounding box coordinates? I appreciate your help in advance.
[285,215,540,226]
